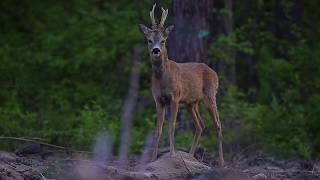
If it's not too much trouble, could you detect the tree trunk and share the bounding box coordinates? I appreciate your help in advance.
[118,46,142,165]
[167,0,213,133]
[168,0,213,63]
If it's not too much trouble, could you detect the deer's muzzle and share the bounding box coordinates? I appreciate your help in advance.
[152,48,161,55]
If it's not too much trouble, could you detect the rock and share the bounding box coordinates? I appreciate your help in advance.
[252,173,267,179]
[314,162,320,173]
[16,143,42,156]
[266,166,284,172]
[0,151,18,162]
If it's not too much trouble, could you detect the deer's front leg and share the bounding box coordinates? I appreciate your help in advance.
[169,101,179,156]
[152,102,165,161]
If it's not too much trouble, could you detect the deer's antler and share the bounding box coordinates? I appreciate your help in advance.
[150,3,157,28]
[159,7,168,28]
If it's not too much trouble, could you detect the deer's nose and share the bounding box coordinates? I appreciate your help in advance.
[152,48,161,54]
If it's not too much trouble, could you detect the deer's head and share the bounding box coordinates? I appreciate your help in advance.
[139,4,174,62]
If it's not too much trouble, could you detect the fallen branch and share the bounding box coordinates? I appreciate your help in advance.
[0,136,93,154]
[21,137,48,143]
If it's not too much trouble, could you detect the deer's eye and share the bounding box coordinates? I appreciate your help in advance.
[161,40,165,44]
[148,40,152,43]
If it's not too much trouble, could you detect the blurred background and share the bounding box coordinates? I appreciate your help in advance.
[0,0,319,161]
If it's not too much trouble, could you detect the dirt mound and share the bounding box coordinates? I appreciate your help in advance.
[139,151,211,179]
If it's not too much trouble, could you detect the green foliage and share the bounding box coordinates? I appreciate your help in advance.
[0,0,151,151]
[175,131,194,148]
[254,98,311,159]
[0,104,37,137]
[209,31,254,64]
[71,102,120,150]
[218,86,260,154]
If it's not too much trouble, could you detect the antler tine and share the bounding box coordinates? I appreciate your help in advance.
[149,3,157,28]
[159,7,168,27]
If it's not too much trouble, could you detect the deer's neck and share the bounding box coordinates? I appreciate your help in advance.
[151,48,168,78]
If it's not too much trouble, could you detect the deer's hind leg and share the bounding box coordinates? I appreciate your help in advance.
[195,104,205,131]
[204,94,224,167]
[187,103,203,155]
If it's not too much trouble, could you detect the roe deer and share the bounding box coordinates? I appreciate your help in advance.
[139,4,224,166]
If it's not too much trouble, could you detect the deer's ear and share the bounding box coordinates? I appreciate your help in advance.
[139,24,151,37]
[164,25,174,37]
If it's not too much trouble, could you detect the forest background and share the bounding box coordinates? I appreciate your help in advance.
[0,0,319,161]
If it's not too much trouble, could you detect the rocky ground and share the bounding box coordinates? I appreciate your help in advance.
[0,145,319,180]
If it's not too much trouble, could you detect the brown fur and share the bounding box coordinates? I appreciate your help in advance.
[139,4,224,166]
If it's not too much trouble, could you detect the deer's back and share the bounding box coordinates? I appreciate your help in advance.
[175,61,218,103]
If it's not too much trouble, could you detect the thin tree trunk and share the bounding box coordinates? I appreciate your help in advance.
[223,0,236,85]
[215,0,235,92]
[219,0,236,86]
[118,46,142,165]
